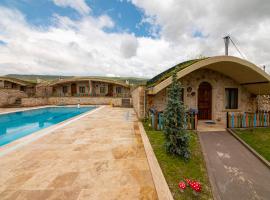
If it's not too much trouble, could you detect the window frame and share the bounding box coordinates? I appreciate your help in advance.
[79,86,86,94]
[225,88,238,109]
[116,86,122,94]
[62,86,68,94]
[100,86,106,94]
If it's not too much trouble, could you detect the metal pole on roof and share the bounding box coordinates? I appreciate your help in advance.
[223,35,230,56]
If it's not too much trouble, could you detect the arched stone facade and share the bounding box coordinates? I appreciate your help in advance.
[147,69,257,124]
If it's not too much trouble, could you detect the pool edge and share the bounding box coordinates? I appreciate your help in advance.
[0,105,105,157]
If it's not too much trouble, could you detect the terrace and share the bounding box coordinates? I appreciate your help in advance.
[0,106,157,199]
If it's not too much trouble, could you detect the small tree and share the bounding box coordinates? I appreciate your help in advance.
[163,70,190,160]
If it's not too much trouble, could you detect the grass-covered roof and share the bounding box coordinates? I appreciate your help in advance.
[147,58,208,87]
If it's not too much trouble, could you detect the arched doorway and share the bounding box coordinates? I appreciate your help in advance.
[198,82,212,120]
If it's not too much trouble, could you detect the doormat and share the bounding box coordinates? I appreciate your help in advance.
[205,121,216,124]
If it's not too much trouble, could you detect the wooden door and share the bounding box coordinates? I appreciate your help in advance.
[198,82,212,120]
[107,84,113,96]
[71,83,77,96]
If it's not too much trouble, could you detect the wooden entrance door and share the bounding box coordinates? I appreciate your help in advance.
[107,84,113,96]
[198,82,212,120]
[71,83,77,96]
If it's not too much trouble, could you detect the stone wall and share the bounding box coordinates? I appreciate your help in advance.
[48,97,122,106]
[35,86,53,97]
[148,69,257,123]
[0,89,28,107]
[21,97,49,107]
[257,95,270,111]
[131,86,145,119]
[20,97,124,107]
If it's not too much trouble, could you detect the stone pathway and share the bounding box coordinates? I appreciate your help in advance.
[199,131,270,200]
[0,106,157,200]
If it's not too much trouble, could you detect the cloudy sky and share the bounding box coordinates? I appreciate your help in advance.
[0,0,269,77]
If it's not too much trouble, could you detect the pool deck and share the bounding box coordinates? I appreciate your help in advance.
[0,106,158,200]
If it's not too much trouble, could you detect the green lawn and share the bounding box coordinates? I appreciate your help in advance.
[143,122,213,200]
[234,128,270,162]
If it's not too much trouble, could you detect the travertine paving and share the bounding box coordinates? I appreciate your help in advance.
[0,107,37,114]
[0,106,158,200]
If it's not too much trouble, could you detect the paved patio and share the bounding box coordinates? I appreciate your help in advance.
[0,106,158,200]
[199,131,270,200]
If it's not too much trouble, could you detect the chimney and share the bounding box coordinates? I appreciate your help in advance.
[223,35,230,56]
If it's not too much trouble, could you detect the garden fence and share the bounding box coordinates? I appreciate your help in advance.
[227,111,270,128]
[149,110,197,130]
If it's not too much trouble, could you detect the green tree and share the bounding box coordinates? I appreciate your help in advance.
[163,70,190,160]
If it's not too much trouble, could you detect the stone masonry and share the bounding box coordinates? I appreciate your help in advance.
[148,69,257,124]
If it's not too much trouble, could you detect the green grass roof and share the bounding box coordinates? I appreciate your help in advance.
[4,74,148,86]
[147,58,208,87]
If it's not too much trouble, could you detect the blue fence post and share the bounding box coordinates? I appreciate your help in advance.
[254,113,257,128]
[151,113,155,129]
[243,112,246,128]
[264,112,267,127]
[231,112,234,128]
[158,113,163,130]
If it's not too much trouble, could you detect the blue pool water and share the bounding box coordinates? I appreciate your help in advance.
[0,107,95,146]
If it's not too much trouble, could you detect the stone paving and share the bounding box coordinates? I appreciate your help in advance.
[0,106,158,200]
[0,107,37,114]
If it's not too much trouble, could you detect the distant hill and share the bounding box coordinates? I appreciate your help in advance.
[5,74,148,85]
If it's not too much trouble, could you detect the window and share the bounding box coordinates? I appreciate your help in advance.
[62,86,68,94]
[79,86,85,94]
[20,86,26,92]
[225,88,238,109]
[116,86,122,94]
[100,86,106,94]
[12,83,16,89]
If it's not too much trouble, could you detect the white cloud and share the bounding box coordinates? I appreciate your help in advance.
[52,0,91,15]
[130,0,270,72]
[120,35,138,58]
[0,0,270,78]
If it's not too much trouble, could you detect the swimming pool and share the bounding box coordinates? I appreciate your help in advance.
[0,106,95,146]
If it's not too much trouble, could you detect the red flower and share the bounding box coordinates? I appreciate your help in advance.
[178,182,186,189]
[178,181,186,192]
[190,181,202,193]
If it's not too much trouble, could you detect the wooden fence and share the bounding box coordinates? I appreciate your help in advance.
[227,112,270,128]
[149,111,197,130]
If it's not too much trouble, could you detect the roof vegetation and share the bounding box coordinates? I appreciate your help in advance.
[4,74,148,86]
[147,58,208,87]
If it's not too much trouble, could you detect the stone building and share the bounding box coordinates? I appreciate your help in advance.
[0,76,132,107]
[49,77,130,98]
[0,77,35,96]
[132,56,270,125]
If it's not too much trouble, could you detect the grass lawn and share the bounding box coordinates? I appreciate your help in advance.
[143,122,213,200]
[234,128,270,162]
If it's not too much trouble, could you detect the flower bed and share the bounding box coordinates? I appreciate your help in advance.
[143,122,213,199]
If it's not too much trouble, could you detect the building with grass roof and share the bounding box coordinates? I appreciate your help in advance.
[133,55,270,127]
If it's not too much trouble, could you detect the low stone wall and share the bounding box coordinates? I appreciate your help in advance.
[0,89,27,107]
[21,97,48,107]
[48,97,122,106]
[20,97,124,107]
[131,86,145,119]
